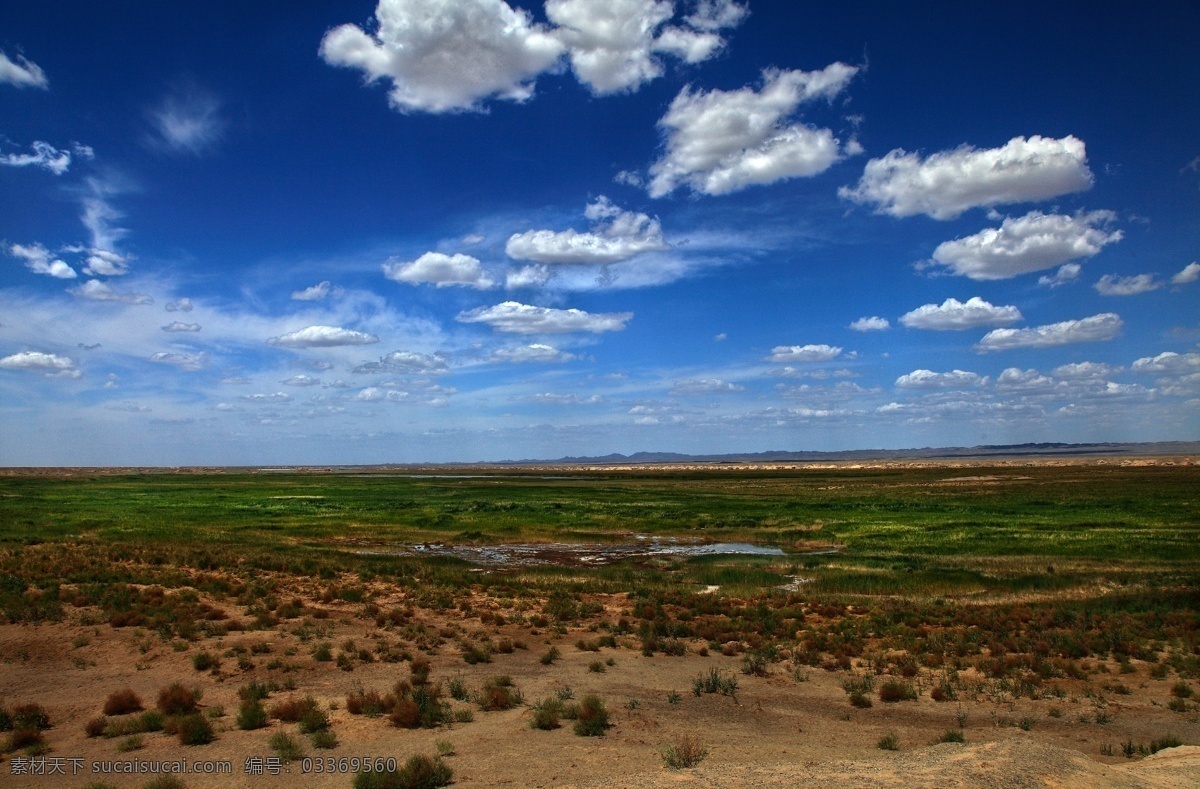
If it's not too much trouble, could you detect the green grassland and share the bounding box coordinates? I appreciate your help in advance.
[1,463,1197,602]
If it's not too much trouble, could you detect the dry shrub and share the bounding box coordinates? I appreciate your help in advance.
[85,716,108,738]
[157,683,198,716]
[104,688,143,715]
[661,734,707,769]
[270,696,317,723]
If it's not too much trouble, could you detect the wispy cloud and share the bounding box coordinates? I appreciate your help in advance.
[149,85,225,154]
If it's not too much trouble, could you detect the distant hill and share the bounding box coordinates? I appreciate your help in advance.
[498,441,1200,466]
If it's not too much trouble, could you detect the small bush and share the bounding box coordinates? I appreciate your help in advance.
[270,696,317,723]
[348,688,388,716]
[238,681,273,702]
[269,731,304,761]
[8,727,45,752]
[143,777,187,789]
[310,729,338,749]
[661,734,707,768]
[157,683,198,715]
[849,692,873,708]
[588,660,605,673]
[176,714,214,746]
[446,676,468,701]
[353,754,453,789]
[879,681,917,703]
[573,694,609,737]
[540,646,561,665]
[117,734,144,752]
[236,700,268,731]
[530,699,561,730]
[877,733,900,751]
[104,689,144,716]
[692,668,738,698]
[86,715,109,737]
[312,642,333,662]
[1171,682,1194,699]
[12,703,51,730]
[410,656,432,685]
[192,652,219,672]
[478,676,522,711]
[298,705,330,734]
[937,729,965,744]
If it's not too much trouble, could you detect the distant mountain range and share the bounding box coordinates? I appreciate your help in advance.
[498,441,1200,465]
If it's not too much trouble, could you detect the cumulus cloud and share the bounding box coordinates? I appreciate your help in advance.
[930,210,1121,280]
[766,344,843,363]
[0,140,79,175]
[383,252,495,288]
[291,281,342,301]
[506,264,553,289]
[669,377,744,395]
[353,350,450,374]
[149,86,224,154]
[1094,273,1161,296]
[1172,262,1200,285]
[489,343,576,363]
[849,316,889,332]
[526,392,605,405]
[281,374,322,386]
[239,392,292,404]
[840,135,1093,220]
[8,243,76,279]
[506,196,668,264]
[895,369,987,389]
[161,321,201,333]
[900,297,1021,330]
[70,279,152,305]
[1131,351,1200,375]
[319,0,564,114]
[0,50,49,89]
[147,352,205,370]
[267,325,380,348]
[1038,263,1081,288]
[545,0,746,95]
[456,301,632,333]
[165,298,194,312]
[0,351,79,378]
[975,313,1122,352]
[1053,361,1116,380]
[647,63,858,197]
[81,249,130,277]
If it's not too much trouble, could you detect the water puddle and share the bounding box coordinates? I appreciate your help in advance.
[352,537,788,568]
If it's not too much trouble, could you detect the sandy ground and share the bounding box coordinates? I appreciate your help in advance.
[2,585,1199,788]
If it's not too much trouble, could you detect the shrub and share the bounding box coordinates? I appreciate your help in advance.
[446,676,468,701]
[312,642,333,662]
[410,656,432,685]
[117,734,144,752]
[157,683,198,715]
[269,731,304,761]
[540,646,560,665]
[176,714,214,746]
[1171,682,1194,699]
[238,681,273,702]
[143,777,187,789]
[192,652,219,672]
[573,694,609,737]
[236,700,268,730]
[588,660,605,673]
[298,705,330,734]
[692,668,738,698]
[478,676,522,711]
[270,696,317,723]
[877,733,900,751]
[661,734,707,768]
[937,729,965,744]
[741,651,769,677]
[879,681,917,703]
[104,689,144,716]
[530,699,561,730]
[12,703,50,730]
[353,754,453,789]
[8,727,44,752]
[86,716,108,737]
[348,688,387,716]
[310,729,338,749]
[849,692,873,708]
[930,683,956,702]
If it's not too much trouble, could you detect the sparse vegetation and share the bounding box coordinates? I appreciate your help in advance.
[661,734,707,768]
[353,755,452,789]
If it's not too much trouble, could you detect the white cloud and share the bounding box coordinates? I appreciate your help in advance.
[849,316,889,332]
[70,279,153,305]
[900,297,1022,330]
[239,392,292,404]
[647,63,858,197]
[1094,273,1161,296]
[148,352,205,371]
[165,298,194,312]
[930,210,1121,280]
[82,249,130,277]
[670,377,744,395]
[489,344,576,363]
[291,281,342,301]
[995,367,1056,391]
[8,243,77,279]
[105,402,151,413]
[505,264,553,289]
[0,351,79,377]
[161,321,201,332]
[457,301,632,333]
[526,392,605,405]
[839,135,1093,220]
[505,196,667,264]
[383,252,495,289]
[1171,262,1200,285]
[281,374,322,386]
[975,313,1122,352]
[1052,361,1116,380]
[319,0,565,114]
[766,344,842,363]
[354,350,450,374]
[149,86,224,154]
[267,325,380,348]
[895,369,987,389]
[1131,351,1200,375]
[0,140,75,174]
[1038,263,1081,288]
[0,50,49,89]
[545,0,745,95]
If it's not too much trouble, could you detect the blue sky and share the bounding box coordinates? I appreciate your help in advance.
[1,1,1198,465]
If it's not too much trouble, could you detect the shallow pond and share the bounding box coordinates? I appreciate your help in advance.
[354,537,788,567]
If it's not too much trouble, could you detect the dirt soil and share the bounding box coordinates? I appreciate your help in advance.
[2,587,1199,788]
